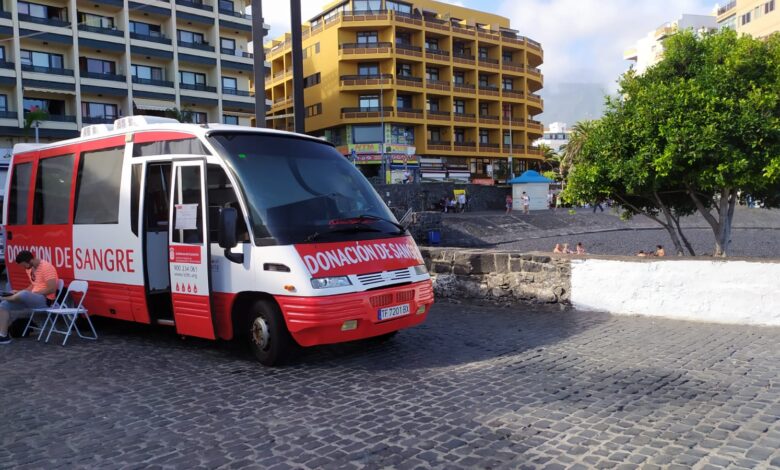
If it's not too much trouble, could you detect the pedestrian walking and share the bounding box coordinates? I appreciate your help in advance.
[521,192,530,214]
[592,200,604,213]
[505,194,513,215]
[457,193,467,213]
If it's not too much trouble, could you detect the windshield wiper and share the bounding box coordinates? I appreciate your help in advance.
[357,214,406,234]
[304,224,382,243]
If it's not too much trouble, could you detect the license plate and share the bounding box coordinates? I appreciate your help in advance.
[378,303,410,321]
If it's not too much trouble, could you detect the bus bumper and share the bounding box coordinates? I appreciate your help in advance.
[275,280,434,347]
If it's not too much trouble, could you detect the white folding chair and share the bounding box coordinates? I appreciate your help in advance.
[21,278,65,341]
[44,280,97,346]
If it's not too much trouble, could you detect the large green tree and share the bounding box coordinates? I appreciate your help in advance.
[565,29,780,256]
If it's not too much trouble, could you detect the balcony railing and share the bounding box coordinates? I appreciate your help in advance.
[132,77,174,87]
[478,57,500,68]
[26,113,77,123]
[0,61,14,69]
[81,71,126,81]
[22,65,74,76]
[425,48,450,59]
[502,88,524,99]
[478,114,500,123]
[220,48,253,58]
[78,24,124,37]
[176,0,213,11]
[453,112,476,122]
[0,11,10,19]
[427,110,450,121]
[340,42,393,53]
[478,85,500,96]
[396,75,423,87]
[480,143,500,151]
[0,111,18,119]
[717,1,736,15]
[453,52,475,64]
[502,61,525,73]
[454,141,477,149]
[343,9,389,21]
[341,106,393,118]
[528,94,542,103]
[83,116,117,124]
[178,41,215,52]
[218,8,250,19]
[340,74,393,86]
[427,140,451,151]
[453,83,476,94]
[130,32,172,44]
[396,108,423,118]
[395,43,422,57]
[426,79,450,91]
[180,83,217,92]
[19,14,69,27]
[222,88,254,97]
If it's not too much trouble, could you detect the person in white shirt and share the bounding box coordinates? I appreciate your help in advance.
[521,192,530,214]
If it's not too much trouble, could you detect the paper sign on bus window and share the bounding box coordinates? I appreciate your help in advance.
[175,203,199,230]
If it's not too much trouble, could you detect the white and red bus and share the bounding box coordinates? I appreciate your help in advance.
[4,116,433,364]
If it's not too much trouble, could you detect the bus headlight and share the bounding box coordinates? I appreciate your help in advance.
[413,264,428,275]
[311,276,352,289]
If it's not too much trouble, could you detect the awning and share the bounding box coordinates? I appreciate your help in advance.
[23,86,76,95]
[133,98,174,112]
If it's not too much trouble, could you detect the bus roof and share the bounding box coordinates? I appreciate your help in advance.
[12,118,331,156]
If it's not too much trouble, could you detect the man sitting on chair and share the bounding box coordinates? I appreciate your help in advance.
[0,250,59,344]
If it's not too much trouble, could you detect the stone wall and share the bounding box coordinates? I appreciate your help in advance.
[374,183,511,213]
[421,247,571,305]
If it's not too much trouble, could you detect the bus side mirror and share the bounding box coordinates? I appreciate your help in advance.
[218,207,244,264]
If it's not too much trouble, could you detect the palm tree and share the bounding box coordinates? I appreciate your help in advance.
[23,107,49,143]
[560,120,596,178]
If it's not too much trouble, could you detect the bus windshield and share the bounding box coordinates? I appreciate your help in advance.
[207,132,403,245]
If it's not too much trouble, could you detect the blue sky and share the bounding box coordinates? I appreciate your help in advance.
[263,0,717,90]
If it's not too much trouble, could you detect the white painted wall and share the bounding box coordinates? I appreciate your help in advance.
[570,258,780,326]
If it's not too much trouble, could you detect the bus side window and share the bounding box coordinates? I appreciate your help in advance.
[74,146,124,224]
[8,162,33,225]
[133,138,210,157]
[33,154,74,225]
[144,164,171,231]
[206,164,248,243]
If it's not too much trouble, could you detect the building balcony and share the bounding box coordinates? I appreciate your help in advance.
[0,11,10,19]
[82,71,126,82]
[501,144,525,155]
[26,113,77,123]
[343,9,389,21]
[176,0,213,11]
[426,79,450,91]
[395,43,423,58]
[0,61,14,69]
[178,41,215,52]
[502,88,525,99]
[83,116,117,124]
[478,85,500,97]
[130,32,172,45]
[427,140,451,151]
[426,110,450,121]
[502,61,525,73]
[501,117,525,127]
[0,111,18,119]
[218,8,251,19]
[453,141,476,151]
[424,18,450,33]
[19,14,70,27]
[341,106,393,119]
[478,57,500,70]
[22,65,74,76]
[179,83,217,93]
[717,1,736,15]
[453,83,476,94]
[526,38,542,51]
[453,53,475,65]
[452,25,476,37]
[396,108,424,119]
[339,42,393,55]
[396,75,423,88]
[272,97,292,109]
[453,112,476,123]
[478,114,500,124]
[391,10,422,27]
[340,74,393,87]
[221,48,253,58]
[527,119,543,131]
[132,77,174,87]
[527,146,543,156]
[222,88,254,97]
[425,48,450,61]
[526,66,542,76]
[477,29,500,42]
[480,143,501,152]
[528,94,542,103]
[78,24,124,37]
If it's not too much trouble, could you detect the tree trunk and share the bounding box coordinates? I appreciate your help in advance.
[653,192,687,256]
[616,194,685,256]
[671,213,696,256]
[714,188,738,257]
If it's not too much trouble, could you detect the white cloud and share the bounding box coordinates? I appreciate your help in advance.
[498,0,713,90]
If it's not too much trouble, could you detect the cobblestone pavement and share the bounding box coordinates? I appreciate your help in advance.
[3,303,780,469]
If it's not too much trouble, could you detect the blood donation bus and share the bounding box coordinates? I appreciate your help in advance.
[4,116,433,365]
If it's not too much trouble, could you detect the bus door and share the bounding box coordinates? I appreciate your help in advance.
[168,160,216,339]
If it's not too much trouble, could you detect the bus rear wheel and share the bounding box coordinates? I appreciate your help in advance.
[247,299,294,366]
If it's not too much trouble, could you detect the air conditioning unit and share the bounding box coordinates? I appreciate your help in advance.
[113,115,179,131]
[81,124,114,138]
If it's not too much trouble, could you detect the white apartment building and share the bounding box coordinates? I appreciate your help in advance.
[533,121,568,153]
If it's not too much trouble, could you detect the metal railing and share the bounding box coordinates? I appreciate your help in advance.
[425,48,450,57]
[81,71,126,81]
[222,88,253,96]
[130,32,172,44]
[132,77,174,87]
[0,61,14,69]
[83,116,116,124]
[340,42,393,50]
[176,0,213,11]
[22,65,74,75]
[220,48,253,58]
[718,1,736,15]
[218,8,251,19]
[341,106,393,113]
[179,83,217,93]
[19,14,69,27]
[25,113,77,123]
[395,43,422,53]
[0,111,17,119]
[178,41,215,52]
[78,24,124,37]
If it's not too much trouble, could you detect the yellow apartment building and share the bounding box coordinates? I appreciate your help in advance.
[0,0,262,151]
[716,0,779,37]
[262,0,544,183]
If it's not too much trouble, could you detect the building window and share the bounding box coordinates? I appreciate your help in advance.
[78,12,115,29]
[82,102,118,119]
[23,98,65,115]
[306,103,322,117]
[453,100,465,115]
[222,76,237,91]
[358,62,379,76]
[353,0,381,13]
[741,12,751,24]
[386,0,412,14]
[180,71,206,86]
[221,37,236,52]
[130,21,162,38]
[0,47,4,62]
[502,78,514,90]
[425,37,439,50]
[132,64,164,81]
[502,104,512,119]
[304,72,321,88]
[479,75,489,87]
[178,30,206,45]
[454,128,465,143]
[479,102,489,116]
[426,98,439,111]
[428,128,441,142]
[425,67,439,81]
[20,50,64,70]
[353,124,383,143]
[33,154,75,225]
[397,63,412,77]
[9,162,32,225]
[359,94,380,110]
[223,114,239,125]
[0,94,7,112]
[218,0,235,12]
[503,131,511,145]
[18,1,66,21]
[767,0,776,13]
[502,51,513,63]
[391,125,414,144]
[356,31,378,44]
[395,32,411,46]
[397,94,412,109]
[478,47,489,59]
[479,129,489,144]
[191,112,208,124]
[80,57,116,75]
[453,71,465,85]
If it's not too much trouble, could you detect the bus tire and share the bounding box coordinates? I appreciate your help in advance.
[247,299,294,366]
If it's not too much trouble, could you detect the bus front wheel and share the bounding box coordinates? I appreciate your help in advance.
[247,299,294,366]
